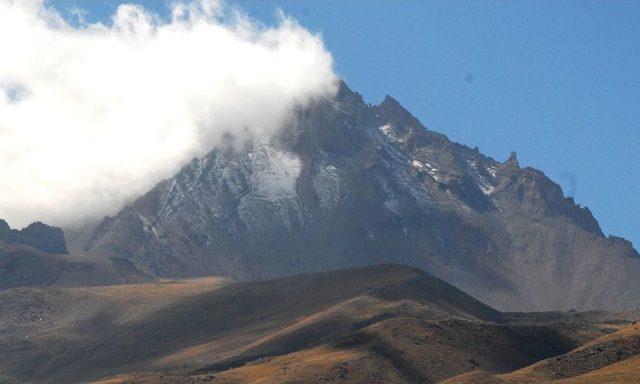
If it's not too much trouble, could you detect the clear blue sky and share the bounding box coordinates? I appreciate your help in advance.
[47,1,640,249]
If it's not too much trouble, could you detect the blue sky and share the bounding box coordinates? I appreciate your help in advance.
[47,0,640,248]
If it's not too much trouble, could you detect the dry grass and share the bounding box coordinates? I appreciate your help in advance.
[554,356,640,384]
[502,323,640,382]
[442,324,640,384]
[1,264,637,384]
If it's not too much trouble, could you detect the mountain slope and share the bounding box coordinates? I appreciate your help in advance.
[441,322,640,384]
[0,264,622,384]
[75,82,640,311]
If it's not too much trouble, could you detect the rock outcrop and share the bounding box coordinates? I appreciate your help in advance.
[0,219,68,254]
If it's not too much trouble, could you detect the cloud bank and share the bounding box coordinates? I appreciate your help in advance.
[0,0,338,228]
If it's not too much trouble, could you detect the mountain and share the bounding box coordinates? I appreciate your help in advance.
[73,81,640,312]
[1,264,634,384]
[0,220,151,290]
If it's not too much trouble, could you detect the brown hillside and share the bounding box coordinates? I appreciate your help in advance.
[1,264,625,384]
[441,323,640,384]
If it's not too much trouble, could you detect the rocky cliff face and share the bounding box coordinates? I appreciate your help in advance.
[1,219,68,254]
[76,82,640,311]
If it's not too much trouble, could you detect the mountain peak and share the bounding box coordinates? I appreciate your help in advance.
[505,151,520,168]
[379,95,410,117]
[335,79,364,105]
[377,94,425,135]
[381,94,401,107]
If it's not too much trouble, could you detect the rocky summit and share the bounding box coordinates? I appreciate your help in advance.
[75,81,640,312]
[0,219,68,254]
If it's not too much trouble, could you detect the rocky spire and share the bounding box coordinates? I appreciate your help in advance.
[505,151,520,168]
[335,79,364,106]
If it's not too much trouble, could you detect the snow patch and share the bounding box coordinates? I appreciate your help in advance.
[379,123,401,142]
[249,146,302,201]
[486,165,498,178]
[330,100,347,113]
[236,140,305,232]
[411,158,442,182]
[312,165,341,210]
[480,185,495,195]
[137,212,159,238]
[380,123,393,135]
[467,159,496,196]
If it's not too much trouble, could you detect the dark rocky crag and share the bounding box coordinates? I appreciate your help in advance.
[0,219,68,254]
[75,82,640,311]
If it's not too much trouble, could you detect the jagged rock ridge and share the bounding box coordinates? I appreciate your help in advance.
[76,82,640,311]
[0,219,68,254]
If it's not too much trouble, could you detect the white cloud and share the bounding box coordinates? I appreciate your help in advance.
[0,0,338,228]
